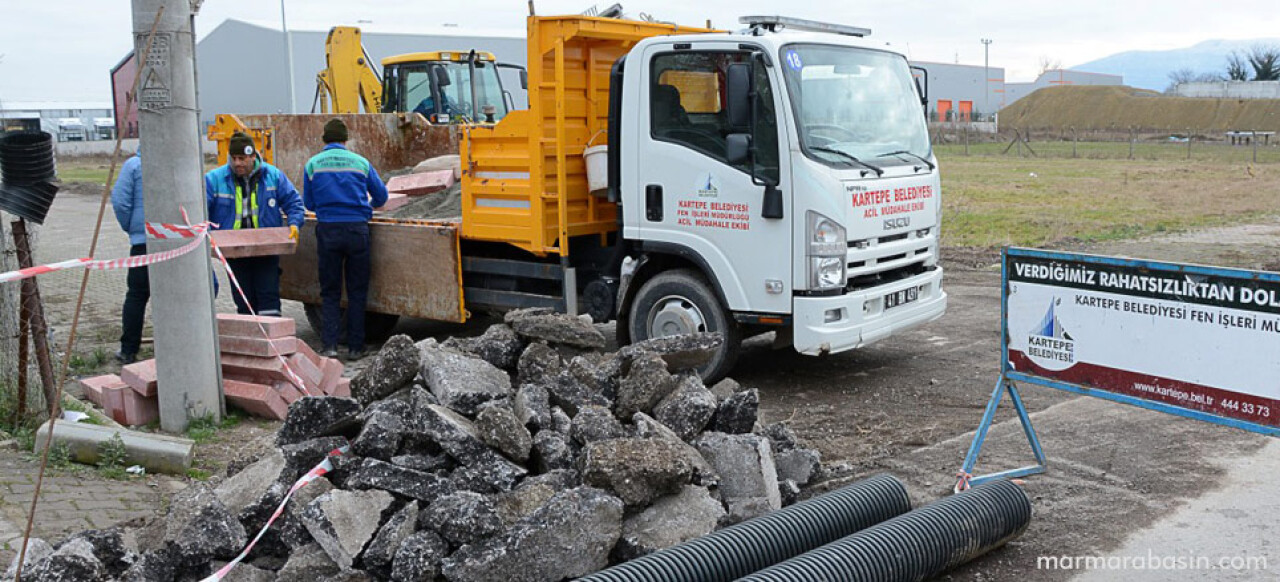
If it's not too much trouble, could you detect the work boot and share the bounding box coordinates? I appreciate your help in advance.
[345,348,366,362]
[114,350,137,365]
[322,346,339,359]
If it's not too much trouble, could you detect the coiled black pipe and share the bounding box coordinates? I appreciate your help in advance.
[0,131,60,224]
[579,473,912,582]
[738,479,1032,582]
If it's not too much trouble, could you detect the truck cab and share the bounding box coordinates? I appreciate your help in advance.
[609,17,946,378]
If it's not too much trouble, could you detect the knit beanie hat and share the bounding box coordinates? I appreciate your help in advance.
[229,131,255,156]
[323,118,349,143]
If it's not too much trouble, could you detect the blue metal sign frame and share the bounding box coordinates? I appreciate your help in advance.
[955,247,1280,492]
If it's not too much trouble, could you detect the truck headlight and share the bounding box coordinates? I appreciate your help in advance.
[807,211,846,290]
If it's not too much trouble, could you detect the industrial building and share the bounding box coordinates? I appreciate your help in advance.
[910,61,1006,122]
[0,101,115,141]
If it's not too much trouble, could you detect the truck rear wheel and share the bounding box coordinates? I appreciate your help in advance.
[627,269,741,383]
[303,303,402,346]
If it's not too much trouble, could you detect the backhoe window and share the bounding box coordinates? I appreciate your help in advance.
[397,62,509,122]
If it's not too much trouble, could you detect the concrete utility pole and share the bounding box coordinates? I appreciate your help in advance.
[132,0,224,431]
[981,38,992,121]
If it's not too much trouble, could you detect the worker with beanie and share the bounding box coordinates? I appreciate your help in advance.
[302,118,389,360]
[205,131,306,316]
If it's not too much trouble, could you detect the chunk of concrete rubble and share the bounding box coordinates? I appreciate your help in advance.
[774,447,822,487]
[59,528,128,576]
[215,448,286,516]
[710,387,759,434]
[137,483,247,569]
[707,377,742,402]
[570,405,627,445]
[350,334,419,406]
[614,352,678,419]
[390,453,452,473]
[352,401,410,461]
[506,309,607,349]
[276,397,363,446]
[493,483,556,527]
[449,450,528,494]
[474,404,532,462]
[443,323,525,371]
[653,375,718,441]
[758,421,799,452]
[779,479,802,506]
[569,354,620,401]
[582,438,697,507]
[209,560,275,582]
[346,457,456,502]
[21,538,104,582]
[517,341,563,387]
[280,436,350,481]
[419,344,512,415]
[531,431,576,473]
[361,501,419,576]
[613,485,727,561]
[551,406,573,435]
[632,412,719,487]
[300,488,395,569]
[416,403,491,464]
[275,542,341,582]
[391,530,449,582]
[545,371,611,416]
[118,547,175,582]
[441,487,623,582]
[512,382,552,432]
[419,491,504,547]
[4,537,52,580]
[693,432,782,524]
[619,333,722,372]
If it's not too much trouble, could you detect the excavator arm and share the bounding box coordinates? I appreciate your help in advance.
[314,26,383,114]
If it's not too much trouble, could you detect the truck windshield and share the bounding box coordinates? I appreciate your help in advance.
[779,44,930,168]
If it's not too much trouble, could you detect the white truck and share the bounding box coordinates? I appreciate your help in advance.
[269,14,947,382]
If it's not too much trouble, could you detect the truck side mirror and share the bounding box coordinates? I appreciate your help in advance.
[726,133,751,164]
[726,63,752,130]
[910,65,928,106]
[520,70,529,90]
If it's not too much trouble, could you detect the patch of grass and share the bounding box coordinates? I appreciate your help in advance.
[186,467,212,481]
[68,347,111,377]
[97,432,128,469]
[185,410,245,444]
[936,153,1280,248]
[48,441,72,468]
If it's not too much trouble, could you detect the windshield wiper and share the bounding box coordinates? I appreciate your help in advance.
[876,150,936,170]
[811,146,884,177]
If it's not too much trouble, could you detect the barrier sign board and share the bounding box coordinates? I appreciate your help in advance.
[956,247,1279,491]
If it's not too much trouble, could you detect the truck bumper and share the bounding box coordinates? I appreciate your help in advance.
[792,266,947,355]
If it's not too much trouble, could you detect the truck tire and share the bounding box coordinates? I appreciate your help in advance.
[627,269,741,383]
[303,303,402,346]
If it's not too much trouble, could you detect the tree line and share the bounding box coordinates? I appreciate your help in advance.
[1166,45,1280,91]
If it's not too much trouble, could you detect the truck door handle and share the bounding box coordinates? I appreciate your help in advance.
[645,184,663,222]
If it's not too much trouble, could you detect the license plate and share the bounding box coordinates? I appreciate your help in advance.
[884,287,920,310]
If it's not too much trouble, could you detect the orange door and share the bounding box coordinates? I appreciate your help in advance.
[958,101,973,122]
[937,100,952,121]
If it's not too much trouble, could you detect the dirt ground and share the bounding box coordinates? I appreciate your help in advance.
[21,183,1280,579]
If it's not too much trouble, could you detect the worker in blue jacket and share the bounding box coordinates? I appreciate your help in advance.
[110,148,147,364]
[205,131,306,316]
[302,118,389,360]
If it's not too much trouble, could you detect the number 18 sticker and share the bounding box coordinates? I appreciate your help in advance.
[785,50,803,71]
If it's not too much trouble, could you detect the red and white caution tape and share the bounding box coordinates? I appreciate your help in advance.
[0,226,211,285]
[202,447,348,582]
[146,220,211,240]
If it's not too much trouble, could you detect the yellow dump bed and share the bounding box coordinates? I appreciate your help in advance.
[460,16,715,257]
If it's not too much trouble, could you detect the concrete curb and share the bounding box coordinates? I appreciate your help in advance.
[34,420,195,475]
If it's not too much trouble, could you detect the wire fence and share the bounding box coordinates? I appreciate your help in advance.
[931,124,1280,164]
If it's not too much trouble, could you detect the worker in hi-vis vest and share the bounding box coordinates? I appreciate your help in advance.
[205,131,306,316]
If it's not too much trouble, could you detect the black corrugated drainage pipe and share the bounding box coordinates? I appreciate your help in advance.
[579,473,912,582]
[0,131,60,224]
[738,479,1032,582]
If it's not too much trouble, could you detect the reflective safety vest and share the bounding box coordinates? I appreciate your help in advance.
[234,183,258,230]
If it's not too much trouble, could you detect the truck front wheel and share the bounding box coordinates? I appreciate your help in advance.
[627,269,741,383]
[302,303,401,346]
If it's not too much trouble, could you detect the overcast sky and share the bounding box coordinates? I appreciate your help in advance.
[4,0,1280,104]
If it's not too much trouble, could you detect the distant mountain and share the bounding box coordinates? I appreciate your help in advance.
[1073,38,1280,92]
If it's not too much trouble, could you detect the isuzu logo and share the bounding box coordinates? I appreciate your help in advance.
[884,217,910,230]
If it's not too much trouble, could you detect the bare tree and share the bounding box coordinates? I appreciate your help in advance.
[1227,51,1250,81]
[1247,44,1280,81]
[1165,68,1223,93]
[1038,56,1062,77]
